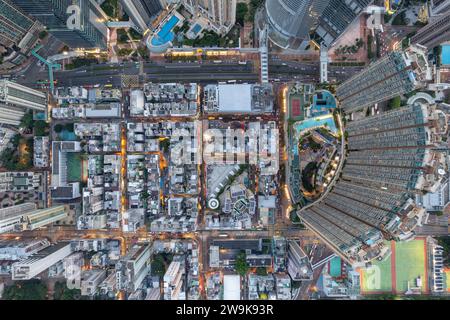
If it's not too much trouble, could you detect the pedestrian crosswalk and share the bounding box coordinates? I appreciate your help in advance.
[121,75,140,88]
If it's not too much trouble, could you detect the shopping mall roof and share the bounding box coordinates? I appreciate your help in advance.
[223,274,241,300]
[218,84,252,112]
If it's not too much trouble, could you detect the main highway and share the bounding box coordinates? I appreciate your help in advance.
[17,61,259,87]
[15,58,364,88]
[268,60,364,82]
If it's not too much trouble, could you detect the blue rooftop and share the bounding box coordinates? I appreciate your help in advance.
[442,44,450,65]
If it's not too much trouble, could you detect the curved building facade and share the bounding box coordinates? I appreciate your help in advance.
[297,103,447,267]
[264,0,372,50]
[265,0,326,50]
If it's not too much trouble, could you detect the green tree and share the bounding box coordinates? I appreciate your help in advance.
[392,11,407,26]
[247,0,264,22]
[64,123,74,132]
[384,13,392,24]
[118,48,133,56]
[20,111,34,130]
[34,120,49,136]
[388,96,402,109]
[0,148,18,170]
[151,254,168,277]
[100,0,118,18]
[72,57,98,68]
[355,38,364,48]
[3,280,47,300]
[137,46,149,60]
[11,134,20,146]
[140,190,149,201]
[235,251,249,276]
[256,267,267,276]
[39,30,48,39]
[53,281,82,300]
[117,29,129,43]
[236,3,249,26]
[65,57,98,70]
[54,124,63,133]
[367,34,374,59]
[129,28,143,40]
[290,211,300,223]
[159,139,170,153]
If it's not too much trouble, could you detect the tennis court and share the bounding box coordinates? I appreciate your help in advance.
[289,94,304,120]
[291,98,301,117]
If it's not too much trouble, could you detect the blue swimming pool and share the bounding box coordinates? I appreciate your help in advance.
[442,44,450,65]
[59,129,77,141]
[192,24,202,35]
[151,15,180,46]
[294,116,338,134]
[311,91,336,117]
[34,111,47,120]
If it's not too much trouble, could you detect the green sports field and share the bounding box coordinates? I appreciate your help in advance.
[360,238,428,295]
[395,240,427,293]
[66,153,82,182]
[445,269,450,293]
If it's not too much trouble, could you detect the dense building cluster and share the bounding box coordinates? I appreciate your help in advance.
[336,46,432,113]
[299,103,448,266]
[1,0,450,302]
[130,83,198,117]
